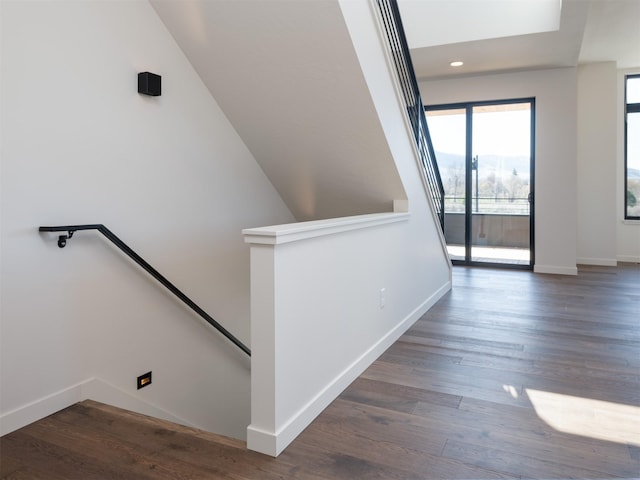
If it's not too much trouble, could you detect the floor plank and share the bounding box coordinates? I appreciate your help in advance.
[2,264,639,479]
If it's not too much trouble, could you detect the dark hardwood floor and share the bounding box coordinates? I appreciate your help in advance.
[2,264,639,479]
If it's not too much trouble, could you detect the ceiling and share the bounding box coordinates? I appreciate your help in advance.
[398,0,640,80]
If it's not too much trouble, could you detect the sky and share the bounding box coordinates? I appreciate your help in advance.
[427,95,639,173]
[426,108,531,158]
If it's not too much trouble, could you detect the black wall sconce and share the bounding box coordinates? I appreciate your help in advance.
[138,72,161,96]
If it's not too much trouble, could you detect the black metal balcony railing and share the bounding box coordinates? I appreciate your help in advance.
[445,196,531,215]
[39,224,250,356]
[375,0,445,231]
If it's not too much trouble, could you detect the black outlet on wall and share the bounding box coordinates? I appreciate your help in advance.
[137,371,152,390]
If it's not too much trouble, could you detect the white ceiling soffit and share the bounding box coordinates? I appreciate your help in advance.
[150,0,406,221]
[397,0,562,48]
[400,0,591,80]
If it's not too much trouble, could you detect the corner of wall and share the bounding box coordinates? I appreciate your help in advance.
[0,377,194,437]
[0,381,85,437]
[533,264,578,275]
[393,199,409,212]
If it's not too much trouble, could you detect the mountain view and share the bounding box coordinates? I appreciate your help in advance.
[434,151,531,214]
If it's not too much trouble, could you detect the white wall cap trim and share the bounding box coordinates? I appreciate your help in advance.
[243,212,410,245]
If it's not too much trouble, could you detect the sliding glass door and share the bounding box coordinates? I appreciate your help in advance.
[426,99,535,268]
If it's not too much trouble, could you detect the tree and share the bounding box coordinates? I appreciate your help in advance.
[507,168,523,203]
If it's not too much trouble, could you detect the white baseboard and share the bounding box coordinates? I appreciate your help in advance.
[82,378,193,428]
[576,257,618,266]
[534,264,578,275]
[0,377,192,437]
[0,380,85,436]
[247,280,452,457]
[617,254,640,263]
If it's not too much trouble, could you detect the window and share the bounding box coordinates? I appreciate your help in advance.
[426,99,534,267]
[625,74,640,219]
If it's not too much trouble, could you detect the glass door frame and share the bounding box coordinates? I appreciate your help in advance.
[426,98,536,270]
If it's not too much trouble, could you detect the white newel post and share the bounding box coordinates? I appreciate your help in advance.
[244,240,279,456]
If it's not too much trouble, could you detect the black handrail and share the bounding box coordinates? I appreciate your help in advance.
[39,224,251,356]
[375,0,445,231]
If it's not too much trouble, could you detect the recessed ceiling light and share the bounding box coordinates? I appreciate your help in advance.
[450,61,464,67]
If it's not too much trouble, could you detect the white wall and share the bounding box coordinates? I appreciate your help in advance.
[617,68,640,263]
[244,213,450,456]
[240,0,452,457]
[0,0,294,438]
[420,68,579,275]
[577,62,618,265]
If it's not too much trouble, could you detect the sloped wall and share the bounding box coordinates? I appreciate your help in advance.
[150,0,407,222]
[0,0,293,438]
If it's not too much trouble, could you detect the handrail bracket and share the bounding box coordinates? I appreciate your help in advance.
[57,230,74,248]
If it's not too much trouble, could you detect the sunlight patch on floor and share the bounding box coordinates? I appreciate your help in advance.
[526,389,640,446]
[502,384,519,398]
